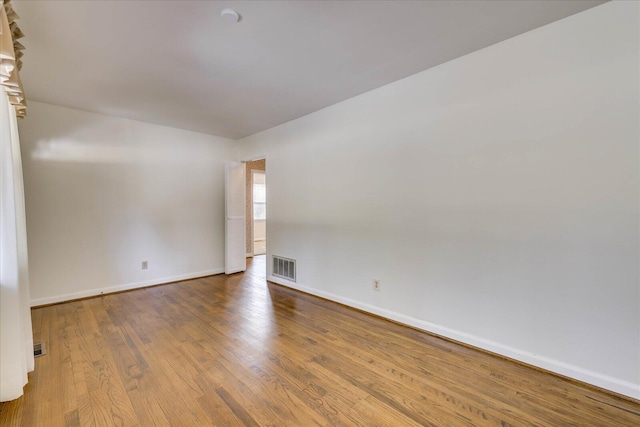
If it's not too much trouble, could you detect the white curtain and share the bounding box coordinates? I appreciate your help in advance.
[0,85,33,401]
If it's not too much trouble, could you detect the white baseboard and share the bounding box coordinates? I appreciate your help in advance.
[30,268,225,307]
[267,275,640,400]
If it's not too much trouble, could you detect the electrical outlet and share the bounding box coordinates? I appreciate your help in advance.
[373,279,381,291]
[142,261,148,269]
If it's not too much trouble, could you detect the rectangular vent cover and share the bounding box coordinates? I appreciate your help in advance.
[273,256,296,282]
[34,342,46,358]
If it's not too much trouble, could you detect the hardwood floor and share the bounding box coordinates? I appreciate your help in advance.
[1,255,638,426]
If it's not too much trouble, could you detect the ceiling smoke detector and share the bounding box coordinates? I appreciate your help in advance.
[220,8,241,24]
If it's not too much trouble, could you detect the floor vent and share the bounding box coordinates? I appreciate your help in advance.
[34,342,46,358]
[273,256,296,282]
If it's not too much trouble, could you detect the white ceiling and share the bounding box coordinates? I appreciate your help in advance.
[15,0,605,139]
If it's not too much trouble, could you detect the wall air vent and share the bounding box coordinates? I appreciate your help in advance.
[273,255,296,282]
[34,342,46,357]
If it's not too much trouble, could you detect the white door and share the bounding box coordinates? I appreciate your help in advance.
[225,161,246,274]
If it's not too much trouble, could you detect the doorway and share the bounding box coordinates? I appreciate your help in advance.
[245,158,266,261]
[252,170,266,255]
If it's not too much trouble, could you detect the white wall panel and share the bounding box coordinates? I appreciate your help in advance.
[19,102,235,304]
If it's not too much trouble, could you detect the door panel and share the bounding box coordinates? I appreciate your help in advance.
[225,161,246,274]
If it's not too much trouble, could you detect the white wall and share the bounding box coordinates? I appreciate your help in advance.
[254,220,266,241]
[239,2,639,398]
[19,101,235,305]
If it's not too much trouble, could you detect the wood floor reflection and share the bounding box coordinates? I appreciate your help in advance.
[1,255,638,426]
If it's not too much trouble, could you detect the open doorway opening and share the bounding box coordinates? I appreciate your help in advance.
[245,159,266,270]
[252,170,266,255]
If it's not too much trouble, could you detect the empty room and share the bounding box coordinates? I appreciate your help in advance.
[1,0,639,425]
